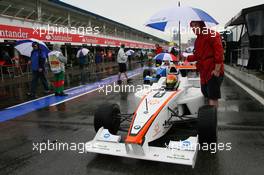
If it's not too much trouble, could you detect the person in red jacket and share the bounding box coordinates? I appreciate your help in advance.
[155,44,163,55]
[154,44,163,66]
[187,21,224,107]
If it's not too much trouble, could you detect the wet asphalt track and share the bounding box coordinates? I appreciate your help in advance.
[0,74,264,175]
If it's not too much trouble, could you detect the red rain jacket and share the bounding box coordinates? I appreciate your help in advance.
[155,47,163,55]
[187,29,224,85]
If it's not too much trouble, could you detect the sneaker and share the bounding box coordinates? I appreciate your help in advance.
[26,92,36,98]
[117,80,122,84]
[44,90,51,95]
[127,78,132,83]
[59,92,68,96]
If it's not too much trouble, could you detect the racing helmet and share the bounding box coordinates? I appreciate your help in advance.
[156,59,162,67]
[166,74,178,89]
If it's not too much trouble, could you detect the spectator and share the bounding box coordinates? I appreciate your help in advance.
[78,47,89,66]
[77,47,89,84]
[170,47,179,58]
[155,44,163,55]
[48,44,68,96]
[27,42,49,98]
[140,50,144,67]
[1,50,12,64]
[0,50,12,73]
[112,50,117,62]
[107,50,113,62]
[95,51,103,72]
[127,51,133,70]
[87,51,94,65]
[117,44,130,84]
[87,51,94,80]
[100,50,105,63]
[187,21,224,107]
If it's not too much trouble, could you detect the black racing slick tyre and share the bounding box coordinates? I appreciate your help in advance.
[198,105,217,144]
[143,80,151,84]
[94,103,121,135]
[143,69,151,79]
[143,69,151,84]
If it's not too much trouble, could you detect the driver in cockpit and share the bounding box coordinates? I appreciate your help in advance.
[166,74,179,90]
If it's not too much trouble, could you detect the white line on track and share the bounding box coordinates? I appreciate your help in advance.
[6,94,54,109]
[50,88,100,106]
[225,72,264,106]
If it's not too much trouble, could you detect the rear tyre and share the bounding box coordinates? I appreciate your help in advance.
[143,69,151,79]
[198,105,217,144]
[94,103,121,134]
[143,69,151,84]
[117,80,122,84]
[143,80,151,84]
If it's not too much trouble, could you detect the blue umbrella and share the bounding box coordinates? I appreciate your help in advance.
[15,38,50,57]
[145,6,218,31]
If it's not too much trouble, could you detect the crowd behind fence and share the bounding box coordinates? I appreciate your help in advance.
[0,51,147,82]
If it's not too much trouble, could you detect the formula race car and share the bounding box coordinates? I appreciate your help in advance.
[86,65,217,168]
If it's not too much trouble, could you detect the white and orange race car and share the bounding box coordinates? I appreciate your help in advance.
[86,65,217,168]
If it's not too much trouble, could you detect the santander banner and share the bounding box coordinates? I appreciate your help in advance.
[0,24,155,49]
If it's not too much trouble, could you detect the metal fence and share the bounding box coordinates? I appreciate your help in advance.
[228,47,264,72]
[0,59,143,82]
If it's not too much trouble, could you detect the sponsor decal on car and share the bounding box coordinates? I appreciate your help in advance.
[104,133,111,139]
[134,125,141,130]
[182,140,191,147]
[92,144,110,151]
[152,123,161,138]
[167,154,189,160]
[148,99,160,105]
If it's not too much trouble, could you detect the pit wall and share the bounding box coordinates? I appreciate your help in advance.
[225,64,264,96]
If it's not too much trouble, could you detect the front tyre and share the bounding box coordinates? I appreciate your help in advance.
[198,105,217,144]
[143,69,151,79]
[94,103,121,134]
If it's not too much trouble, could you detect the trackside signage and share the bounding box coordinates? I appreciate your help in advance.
[0,26,29,39]
[0,24,154,49]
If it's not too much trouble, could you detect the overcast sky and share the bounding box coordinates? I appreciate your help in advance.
[62,0,263,42]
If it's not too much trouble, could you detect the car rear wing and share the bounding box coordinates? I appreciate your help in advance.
[86,127,199,168]
[175,65,197,70]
